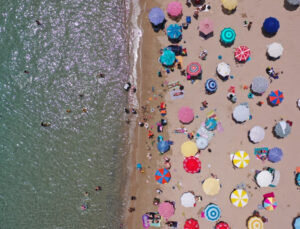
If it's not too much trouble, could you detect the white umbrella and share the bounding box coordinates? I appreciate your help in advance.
[274,121,291,138]
[232,103,250,123]
[287,0,300,5]
[270,170,280,187]
[196,136,208,149]
[181,192,196,208]
[256,170,273,187]
[217,62,231,78]
[251,76,269,94]
[267,42,283,59]
[249,126,265,143]
[297,99,300,109]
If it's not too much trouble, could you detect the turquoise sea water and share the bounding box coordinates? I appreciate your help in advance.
[0,0,132,228]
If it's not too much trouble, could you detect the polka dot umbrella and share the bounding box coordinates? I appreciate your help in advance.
[234,46,250,62]
[184,218,199,229]
[183,156,201,174]
[216,221,231,229]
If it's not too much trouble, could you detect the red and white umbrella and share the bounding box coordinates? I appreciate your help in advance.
[183,156,201,173]
[184,218,199,229]
[216,221,231,229]
[234,46,250,62]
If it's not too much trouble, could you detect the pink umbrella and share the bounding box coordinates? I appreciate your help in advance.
[178,106,194,124]
[158,202,175,219]
[167,1,183,18]
[199,18,214,35]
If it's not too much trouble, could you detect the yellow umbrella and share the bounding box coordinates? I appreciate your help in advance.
[221,0,238,11]
[232,151,250,168]
[230,189,249,207]
[181,141,198,157]
[247,216,264,229]
[202,177,220,196]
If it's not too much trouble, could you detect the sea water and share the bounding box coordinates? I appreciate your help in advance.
[0,0,140,228]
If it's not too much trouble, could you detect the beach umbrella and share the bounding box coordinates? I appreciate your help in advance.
[202,177,221,196]
[263,197,277,211]
[274,121,291,138]
[167,24,182,40]
[233,151,250,168]
[196,137,208,150]
[181,141,198,157]
[167,1,182,18]
[234,46,251,62]
[159,49,176,66]
[267,42,283,59]
[233,103,250,123]
[199,18,214,36]
[217,62,231,78]
[148,7,165,26]
[221,0,238,10]
[157,140,170,153]
[256,170,273,187]
[155,168,171,184]
[181,192,196,208]
[178,106,194,124]
[205,118,217,131]
[297,99,300,109]
[268,147,283,163]
[269,90,284,105]
[220,27,236,44]
[294,217,300,229]
[216,221,231,229]
[287,0,300,5]
[186,62,202,76]
[205,78,218,93]
[251,76,269,94]
[249,126,265,143]
[247,216,264,229]
[183,156,201,173]
[230,189,249,207]
[204,203,221,222]
[263,17,280,35]
[158,202,174,219]
[184,218,199,229]
[296,173,300,186]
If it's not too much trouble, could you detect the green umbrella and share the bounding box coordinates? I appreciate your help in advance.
[160,49,176,66]
[220,27,236,44]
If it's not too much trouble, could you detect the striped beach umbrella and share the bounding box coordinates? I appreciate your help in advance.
[155,168,171,184]
[204,203,221,222]
[216,221,230,229]
[167,24,182,39]
[183,156,201,174]
[181,141,198,157]
[269,90,284,105]
[233,151,250,168]
[184,218,199,229]
[263,197,277,211]
[234,46,250,62]
[187,62,202,76]
[263,17,280,35]
[296,173,300,186]
[247,216,264,229]
[220,28,236,44]
[205,78,218,93]
[230,189,249,207]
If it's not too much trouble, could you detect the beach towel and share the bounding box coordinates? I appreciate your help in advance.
[170,90,184,100]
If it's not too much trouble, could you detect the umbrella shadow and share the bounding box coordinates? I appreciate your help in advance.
[151,20,167,33]
[261,27,277,38]
[250,85,264,96]
[231,114,246,124]
[283,0,299,11]
[191,0,205,7]
[168,36,182,44]
[266,52,280,61]
[271,125,282,139]
[247,130,255,144]
[220,39,234,48]
[221,5,236,15]
[200,31,214,40]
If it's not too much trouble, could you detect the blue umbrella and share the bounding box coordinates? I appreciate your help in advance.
[148,7,165,26]
[167,24,182,40]
[204,203,221,222]
[205,78,218,93]
[159,49,176,66]
[296,173,300,187]
[205,118,217,131]
[263,17,280,35]
[294,217,300,229]
[157,141,170,153]
[268,147,283,163]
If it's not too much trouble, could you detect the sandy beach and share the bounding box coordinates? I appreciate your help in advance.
[125,0,300,228]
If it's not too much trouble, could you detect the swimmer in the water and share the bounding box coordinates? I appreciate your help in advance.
[41,122,51,127]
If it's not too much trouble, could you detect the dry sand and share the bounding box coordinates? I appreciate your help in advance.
[125,0,300,228]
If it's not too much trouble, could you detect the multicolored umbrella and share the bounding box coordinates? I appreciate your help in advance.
[294,216,300,229]
[202,177,221,196]
[181,141,198,157]
[234,46,250,62]
[204,203,221,222]
[296,173,300,186]
[263,197,277,211]
[186,62,202,76]
[247,216,264,229]
[199,18,214,36]
[159,49,176,66]
[158,202,174,219]
[220,27,236,44]
[183,156,201,173]
[205,118,217,131]
[181,192,196,208]
[178,106,194,124]
[205,78,218,93]
[263,17,280,35]
[167,24,182,40]
[230,189,249,207]
[216,221,231,229]
[155,168,171,184]
[256,170,273,187]
[233,151,250,168]
[184,218,199,229]
[167,1,182,18]
[268,147,283,163]
[269,90,284,105]
[157,140,170,153]
[148,7,165,26]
